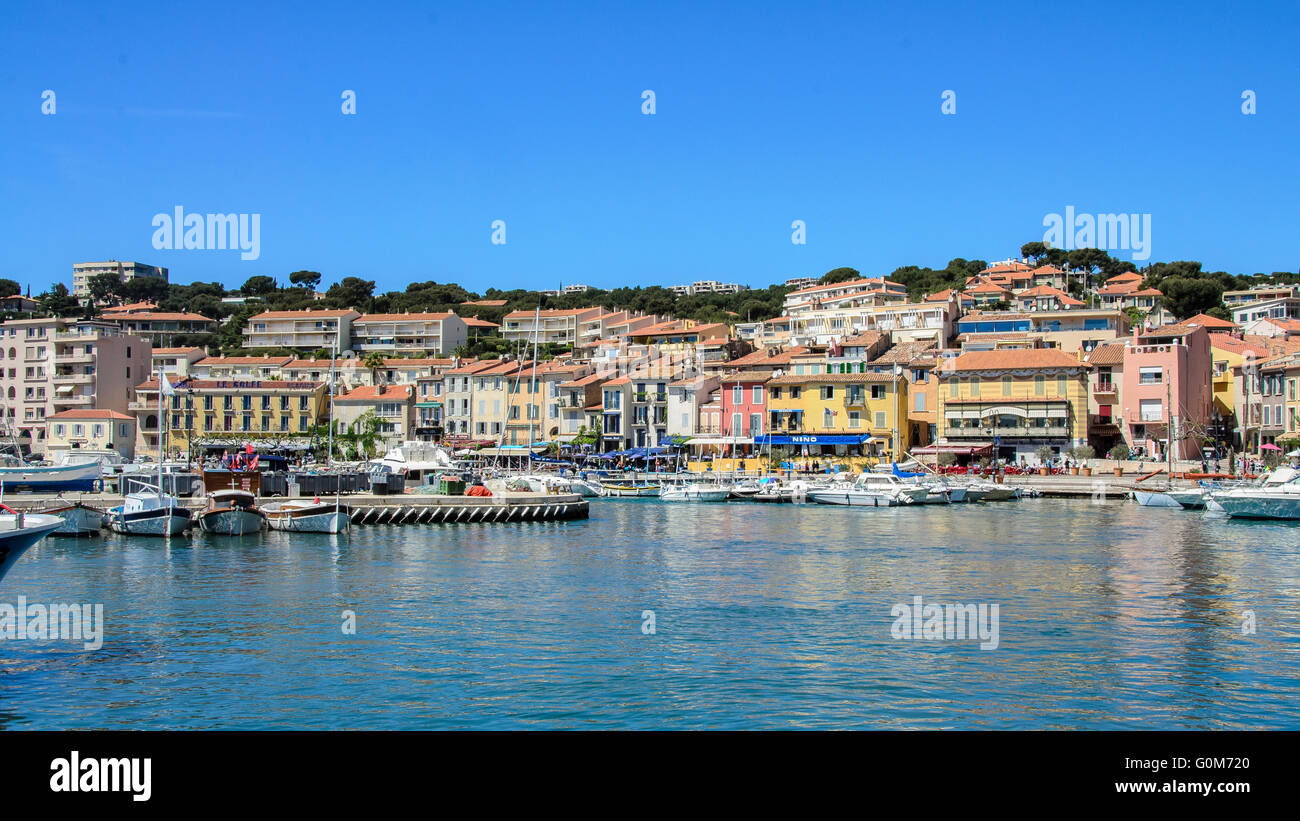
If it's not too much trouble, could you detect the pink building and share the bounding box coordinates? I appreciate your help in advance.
[720,371,769,439]
[1120,322,1212,460]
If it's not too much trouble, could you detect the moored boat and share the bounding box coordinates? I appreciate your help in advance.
[808,473,927,507]
[197,490,267,535]
[0,460,100,493]
[0,509,63,582]
[600,483,662,497]
[105,490,192,536]
[659,483,731,502]
[36,500,105,535]
[263,498,351,533]
[1209,468,1300,520]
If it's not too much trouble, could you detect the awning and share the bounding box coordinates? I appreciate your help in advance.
[756,434,872,446]
[684,436,754,446]
[912,442,995,455]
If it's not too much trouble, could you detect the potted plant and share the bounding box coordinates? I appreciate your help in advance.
[1108,443,1128,476]
[1071,445,1095,476]
[1035,446,1054,476]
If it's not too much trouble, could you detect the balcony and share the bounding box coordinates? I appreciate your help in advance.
[52,394,93,406]
[1092,380,1118,400]
[946,424,1071,439]
[52,373,94,385]
[55,351,95,364]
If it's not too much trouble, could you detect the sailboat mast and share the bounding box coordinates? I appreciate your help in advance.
[528,303,540,458]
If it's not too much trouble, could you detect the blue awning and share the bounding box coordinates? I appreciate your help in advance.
[756,434,871,446]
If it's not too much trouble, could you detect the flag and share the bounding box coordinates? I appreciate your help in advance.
[158,367,175,398]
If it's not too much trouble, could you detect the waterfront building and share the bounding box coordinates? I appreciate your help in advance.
[555,371,610,442]
[281,357,368,391]
[72,260,168,299]
[1080,341,1126,454]
[471,360,530,440]
[667,374,720,441]
[599,376,633,450]
[1209,333,1274,449]
[351,312,468,356]
[242,309,360,351]
[787,299,954,347]
[131,376,328,458]
[1260,352,1300,450]
[719,371,769,440]
[413,374,445,441]
[0,317,151,454]
[763,368,909,462]
[1119,323,1213,460]
[442,358,501,439]
[44,409,137,461]
[936,348,1090,464]
[333,384,414,455]
[99,302,218,344]
[868,341,941,448]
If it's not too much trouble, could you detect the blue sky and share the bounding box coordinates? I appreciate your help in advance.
[2,0,1298,295]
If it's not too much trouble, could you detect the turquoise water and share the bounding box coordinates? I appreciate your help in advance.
[2,498,1298,729]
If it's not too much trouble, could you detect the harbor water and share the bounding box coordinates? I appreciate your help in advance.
[2,498,1298,729]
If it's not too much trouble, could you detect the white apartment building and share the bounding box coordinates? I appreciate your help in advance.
[243,309,359,351]
[72,260,168,298]
[783,277,909,315]
[0,317,151,453]
[501,307,607,345]
[789,299,956,346]
[670,280,746,296]
[351,312,468,356]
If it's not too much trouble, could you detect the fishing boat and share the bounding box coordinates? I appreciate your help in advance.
[105,486,192,536]
[263,498,351,533]
[0,508,63,582]
[659,483,731,502]
[963,481,1018,502]
[807,473,927,507]
[0,460,100,493]
[34,499,105,536]
[197,489,266,535]
[1208,467,1300,520]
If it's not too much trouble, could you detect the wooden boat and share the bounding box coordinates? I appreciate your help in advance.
[263,499,350,533]
[35,500,105,536]
[197,489,266,535]
[600,483,662,497]
[202,469,261,495]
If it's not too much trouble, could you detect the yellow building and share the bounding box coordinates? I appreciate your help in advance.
[132,376,329,458]
[936,349,1090,464]
[1209,334,1276,448]
[764,371,909,464]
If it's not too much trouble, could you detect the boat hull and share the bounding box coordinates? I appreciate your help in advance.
[659,487,731,502]
[198,509,266,535]
[1212,496,1300,520]
[1131,489,1184,508]
[0,514,63,582]
[265,504,350,533]
[807,489,905,507]
[0,462,100,493]
[602,485,662,497]
[40,503,105,535]
[106,506,192,536]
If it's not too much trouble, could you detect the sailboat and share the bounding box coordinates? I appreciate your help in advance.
[105,370,192,536]
[1130,381,1206,509]
[265,337,350,532]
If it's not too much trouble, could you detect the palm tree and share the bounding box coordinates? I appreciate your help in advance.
[361,352,386,388]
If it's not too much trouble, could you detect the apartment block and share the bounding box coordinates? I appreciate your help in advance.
[72,260,168,299]
[243,309,359,351]
[351,312,468,356]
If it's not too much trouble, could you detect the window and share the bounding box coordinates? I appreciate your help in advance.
[970,376,980,398]
[749,413,762,434]
[752,386,763,404]
[823,408,834,428]
[914,391,925,412]
[1002,375,1012,396]
[875,411,887,428]
[821,386,834,400]
[1139,399,1163,422]
[871,384,885,400]
[1057,375,1067,396]
[1139,366,1163,385]
[730,413,742,434]
[1035,375,1045,396]
[948,379,958,398]
[847,411,861,428]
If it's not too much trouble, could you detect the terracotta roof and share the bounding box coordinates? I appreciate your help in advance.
[381,358,454,367]
[355,312,457,322]
[502,307,603,320]
[248,309,357,319]
[559,372,608,388]
[47,409,134,420]
[336,385,413,401]
[444,359,503,375]
[947,349,1087,372]
[838,331,887,348]
[726,346,809,367]
[1082,343,1126,366]
[1184,313,1238,329]
[719,371,774,383]
[103,310,215,322]
[151,347,206,356]
[194,355,294,366]
[461,299,508,307]
[767,372,897,385]
[462,317,500,327]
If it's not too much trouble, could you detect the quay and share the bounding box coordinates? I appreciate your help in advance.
[0,491,590,525]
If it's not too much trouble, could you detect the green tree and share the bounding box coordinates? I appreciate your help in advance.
[1159,276,1224,319]
[120,276,169,304]
[0,278,20,298]
[819,267,861,284]
[324,276,376,311]
[39,283,81,316]
[288,270,322,289]
[362,352,387,386]
[87,272,123,304]
[241,275,277,296]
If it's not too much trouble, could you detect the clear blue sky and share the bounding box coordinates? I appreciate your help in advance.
[2,0,1297,295]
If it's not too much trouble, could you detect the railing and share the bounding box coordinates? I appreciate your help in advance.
[946,425,1072,438]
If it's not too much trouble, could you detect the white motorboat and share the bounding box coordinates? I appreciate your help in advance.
[197,489,266,535]
[0,510,63,582]
[1209,468,1300,520]
[263,498,350,533]
[964,481,1017,502]
[659,483,731,502]
[808,473,927,507]
[105,489,192,536]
